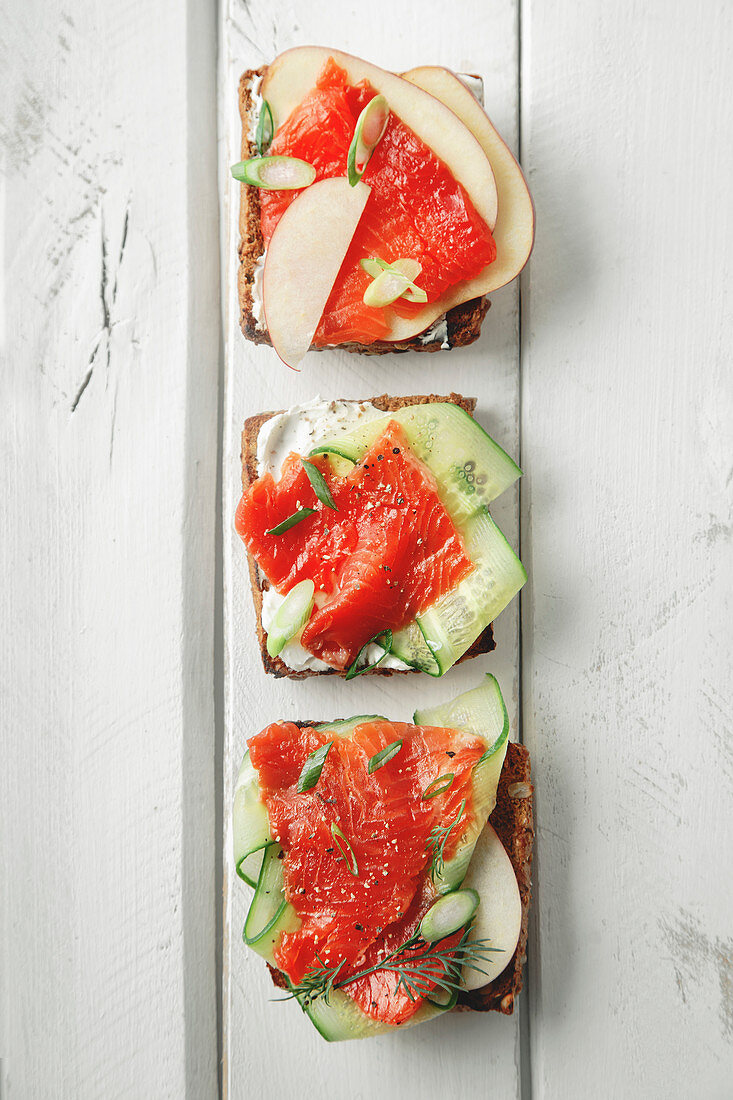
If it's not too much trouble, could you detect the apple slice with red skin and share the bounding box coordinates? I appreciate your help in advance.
[263,177,371,369]
[403,66,535,295]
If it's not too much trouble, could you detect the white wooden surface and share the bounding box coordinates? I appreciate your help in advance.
[520,3,733,1097]
[1,1,219,1097]
[220,2,524,1097]
[3,0,732,1096]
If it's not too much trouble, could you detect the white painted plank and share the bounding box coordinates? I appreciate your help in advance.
[0,1,219,1096]
[220,1,525,1096]
[521,2,733,1096]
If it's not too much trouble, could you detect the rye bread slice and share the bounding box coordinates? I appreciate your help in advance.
[267,740,534,1017]
[236,67,491,354]
[457,741,533,1013]
[240,393,497,678]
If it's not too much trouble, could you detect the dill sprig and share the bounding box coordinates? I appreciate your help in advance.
[425,798,466,880]
[280,921,500,1009]
[282,955,347,1008]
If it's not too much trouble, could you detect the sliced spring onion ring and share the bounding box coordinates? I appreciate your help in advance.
[296,739,333,793]
[344,629,393,680]
[363,270,412,308]
[392,258,421,283]
[330,823,359,876]
[266,579,315,658]
[347,94,389,186]
[401,285,429,304]
[267,507,316,536]
[301,458,337,510]
[360,256,428,306]
[360,256,422,282]
[360,257,384,280]
[230,155,316,190]
[419,889,480,943]
[367,739,403,774]
[255,99,274,155]
[422,773,455,800]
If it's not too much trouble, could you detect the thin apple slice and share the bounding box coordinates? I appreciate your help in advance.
[261,47,498,231]
[459,822,522,988]
[262,177,371,369]
[404,66,535,295]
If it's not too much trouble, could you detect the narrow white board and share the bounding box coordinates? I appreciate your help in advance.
[219,1,525,1096]
[521,1,733,1096]
[0,0,219,1095]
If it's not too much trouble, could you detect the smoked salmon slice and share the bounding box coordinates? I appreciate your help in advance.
[235,421,474,669]
[248,718,485,1023]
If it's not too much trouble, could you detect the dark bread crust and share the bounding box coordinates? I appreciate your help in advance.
[237,68,266,345]
[267,739,533,1015]
[457,741,533,1013]
[240,393,496,678]
[237,68,490,354]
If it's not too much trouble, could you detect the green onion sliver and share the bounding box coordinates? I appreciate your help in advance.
[367,739,403,774]
[363,269,412,308]
[331,823,359,876]
[267,507,315,536]
[422,773,455,800]
[360,256,421,282]
[296,740,333,794]
[360,256,427,307]
[360,257,384,279]
[230,155,316,190]
[419,888,480,943]
[255,99,274,155]
[347,94,389,186]
[345,629,393,680]
[302,458,337,510]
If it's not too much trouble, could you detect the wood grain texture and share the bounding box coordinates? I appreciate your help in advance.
[0,1,219,1096]
[219,1,524,1096]
[520,1,733,1096]
[9,0,728,1093]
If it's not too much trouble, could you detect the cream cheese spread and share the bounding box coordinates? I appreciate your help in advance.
[418,317,450,349]
[260,586,331,673]
[244,80,268,331]
[256,396,385,478]
[250,252,266,330]
[246,79,264,146]
[257,398,412,673]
